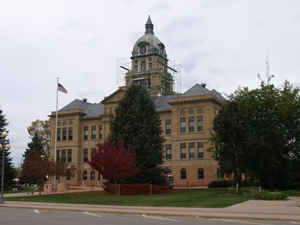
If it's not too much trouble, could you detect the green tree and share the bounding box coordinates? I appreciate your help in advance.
[212,81,300,190]
[21,132,45,183]
[0,110,16,190]
[27,119,50,158]
[111,85,167,185]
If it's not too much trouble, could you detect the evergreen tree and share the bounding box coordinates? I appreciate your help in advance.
[21,132,45,183]
[0,110,16,190]
[23,132,44,161]
[111,85,167,185]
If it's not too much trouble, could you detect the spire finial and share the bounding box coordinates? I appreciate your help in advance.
[145,15,154,34]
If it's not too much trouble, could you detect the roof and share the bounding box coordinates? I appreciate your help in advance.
[132,17,167,58]
[59,99,104,118]
[58,85,225,117]
[152,95,178,112]
[182,84,225,101]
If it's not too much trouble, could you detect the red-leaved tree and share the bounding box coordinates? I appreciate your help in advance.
[89,139,138,194]
[22,151,66,194]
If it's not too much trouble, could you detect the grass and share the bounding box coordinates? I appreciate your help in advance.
[6,189,251,208]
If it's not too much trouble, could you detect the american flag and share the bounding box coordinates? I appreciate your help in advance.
[58,83,68,94]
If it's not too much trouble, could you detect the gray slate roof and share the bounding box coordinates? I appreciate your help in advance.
[59,99,104,118]
[182,83,225,101]
[59,85,224,117]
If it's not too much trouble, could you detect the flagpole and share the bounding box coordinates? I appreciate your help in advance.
[53,77,59,189]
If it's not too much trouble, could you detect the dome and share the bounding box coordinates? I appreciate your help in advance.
[132,16,167,59]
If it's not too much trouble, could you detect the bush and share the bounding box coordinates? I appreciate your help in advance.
[287,182,300,190]
[208,180,234,188]
[240,180,260,187]
[253,191,288,200]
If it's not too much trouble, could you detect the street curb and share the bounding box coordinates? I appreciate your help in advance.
[1,204,300,222]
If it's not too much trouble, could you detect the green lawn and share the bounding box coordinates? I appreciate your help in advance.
[6,189,251,208]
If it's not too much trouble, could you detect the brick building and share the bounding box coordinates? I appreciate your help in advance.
[49,16,224,188]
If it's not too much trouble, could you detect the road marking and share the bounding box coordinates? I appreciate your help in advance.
[142,214,179,222]
[33,209,40,214]
[82,212,103,218]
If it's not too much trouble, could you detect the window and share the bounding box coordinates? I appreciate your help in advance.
[67,173,71,180]
[84,126,88,140]
[198,168,204,179]
[189,143,195,160]
[98,172,101,181]
[91,148,96,161]
[197,142,204,158]
[56,150,60,162]
[68,127,73,141]
[180,143,186,159]
[168,175,174,184]
[165,119,171,135]
[149,63,152,71]
[61,150,66,162]
[188,117,194,132]
[197,116,203,131]
[91,125,96,140]
[188,108,194,114]
[141,61,146,72]
[69,120,73,125]
[135,60,138,72]
[180,168,187,179]
[99,125,102,140]
[180,118,186,133]
[83,171,88,180]
[165,144,172,160]
[67,149,72,162]
[90,171,95,180]
[57,128,61,141]
[83,149,88,162]
[62,128,67,141]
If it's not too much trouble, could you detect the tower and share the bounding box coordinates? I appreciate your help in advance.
[125,16,174,96]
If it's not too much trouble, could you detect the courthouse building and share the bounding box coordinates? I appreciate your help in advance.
[49,17,224,188]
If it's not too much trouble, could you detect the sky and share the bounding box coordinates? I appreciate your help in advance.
[1,0,300,166]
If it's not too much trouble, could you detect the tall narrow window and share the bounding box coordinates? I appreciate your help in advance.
[83,149,88,162]
[165,144,172,160]
[141,61,146,72]
[57,128,61,141]
[99,125,102,140]
[56,150,60,162]
[165,119,171,135]
[180,143,186,159]
[62,128,67,141]
[67,149,72,162]
[197,116,203,131]
[188,117,194,132]
[180,118,186,133]
[68,127,73,141]
[83,171,88,180]
[90,171,95,180]
[84,126,88,140]
[91,125,96,140]
[198,168,204,179]
[189,143,195,160]
[149,63,152,71]
[135,60,138,72]
[197,142,204,158]
[61,149,66,162]
[180,168,187,179]
[91,148,96,161]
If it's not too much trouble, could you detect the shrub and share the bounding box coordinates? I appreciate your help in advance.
[253,192,288,200]
[208,180,234,188]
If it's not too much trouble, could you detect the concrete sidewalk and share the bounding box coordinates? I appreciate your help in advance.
[1,197,300,222]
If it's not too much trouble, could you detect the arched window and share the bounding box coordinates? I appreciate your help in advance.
[90,171,95,180]
[83,171,88,180]
[180,168,187,179]
[198,168,204,179]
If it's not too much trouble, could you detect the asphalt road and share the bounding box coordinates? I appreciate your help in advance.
[0,208,299,225]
